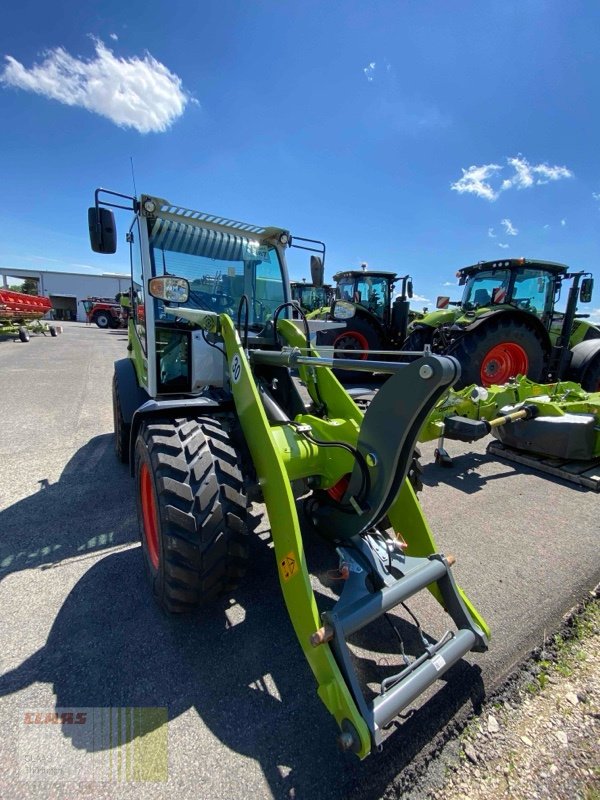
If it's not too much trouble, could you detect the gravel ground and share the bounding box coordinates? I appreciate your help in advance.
[404,598,600,800]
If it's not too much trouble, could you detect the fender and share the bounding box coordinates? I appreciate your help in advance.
[128,395,230,473]
[451,309,552,352]
[567,339,600,383]
[114,358,149,424]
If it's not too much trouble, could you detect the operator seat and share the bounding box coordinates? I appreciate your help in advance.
[473,289,491,307]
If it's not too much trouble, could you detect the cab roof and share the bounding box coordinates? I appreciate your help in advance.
[459,258,568,277]
[333,270,397,281]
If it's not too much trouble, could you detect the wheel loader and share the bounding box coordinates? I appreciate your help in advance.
[88,188,489,758]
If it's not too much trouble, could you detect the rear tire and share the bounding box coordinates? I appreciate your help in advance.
[112,373,131,464]
[18,326,29,343]
[450,317,546,388]
[49,326,57,337]
[135,416,249,613]
[330,317,384,382]
[581,354,600,392]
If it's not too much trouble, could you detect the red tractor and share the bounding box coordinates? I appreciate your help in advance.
[82,298,124,329]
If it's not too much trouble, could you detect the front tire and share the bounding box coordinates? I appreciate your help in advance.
[94,312,110,329]
[450,317,546,388]
[135,416,249,613]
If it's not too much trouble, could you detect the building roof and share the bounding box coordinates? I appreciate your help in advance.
[0,267,130,279]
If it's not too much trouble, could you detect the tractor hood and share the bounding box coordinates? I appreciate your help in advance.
[408,308,460,330]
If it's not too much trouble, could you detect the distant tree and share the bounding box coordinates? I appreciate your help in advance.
[21,278,39,295]
[8,283,24,292]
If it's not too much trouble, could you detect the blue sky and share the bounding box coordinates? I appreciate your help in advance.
[1,1,600,317]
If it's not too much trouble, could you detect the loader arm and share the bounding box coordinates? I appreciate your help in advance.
[220,316,489,755]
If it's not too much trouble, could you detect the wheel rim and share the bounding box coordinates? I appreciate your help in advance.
[333,330,370,359]
[327,474,350,502]
[140,463,160,569]
[480,342,528,385]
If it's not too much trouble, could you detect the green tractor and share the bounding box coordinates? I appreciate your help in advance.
[404,258,600,390]
[88,189,489,758]
[290,280,332,315]
[315,267,415,380]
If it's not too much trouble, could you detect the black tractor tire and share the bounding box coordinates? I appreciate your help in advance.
[449,316,546,389]
[94,312,111,329]
[330,316,384,382]
[112,373,131,464]
[108,315,121,329]
[403,325,434,354]
[134,416,249,613]
[49,326,57,337]
[18,326,30,343]
[581,354,600,393]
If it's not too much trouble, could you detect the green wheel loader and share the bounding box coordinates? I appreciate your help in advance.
[88,189,489,758]
[404,258,600,390]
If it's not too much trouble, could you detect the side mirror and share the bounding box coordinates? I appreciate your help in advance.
[407,279,413,299]
[310,255,324,287]
[88,207,117,254]
[436,296,450,309]
[148,276,190,304]
[580,277,594,303]
[332,300,356,320]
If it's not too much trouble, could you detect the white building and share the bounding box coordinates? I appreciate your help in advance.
[0,268,133,322]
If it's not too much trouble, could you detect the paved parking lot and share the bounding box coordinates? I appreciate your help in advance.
[0,323,598,800]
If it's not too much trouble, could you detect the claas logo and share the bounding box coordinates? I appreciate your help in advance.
[23,711,87,725]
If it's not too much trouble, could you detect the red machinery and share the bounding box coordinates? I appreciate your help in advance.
[0,289,56,342]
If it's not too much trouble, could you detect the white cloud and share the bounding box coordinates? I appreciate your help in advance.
[503,155,573,189]
[442,281,456,286]
[363,62,376,82]
[543,224,551,230]
[109,33,118,41]
[501,218,518,236]
[451,163,502,201]
[589,308,600,323]
[593,192,600,201]
[488,227,496,238]
[451,154,573,201]
[560,219,566,227]
[1,38,194,133]
[411,293,430,303]
[498,243,509,249]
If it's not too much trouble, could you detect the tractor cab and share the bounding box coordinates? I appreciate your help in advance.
[456,259,568,325]
[290,281,331,313]
[334,269,394,324]
[88,190,324,399]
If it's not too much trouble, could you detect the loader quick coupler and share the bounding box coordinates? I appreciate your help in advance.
[241,329,489,755]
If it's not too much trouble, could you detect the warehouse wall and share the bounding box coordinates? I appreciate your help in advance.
[0,270,133,322]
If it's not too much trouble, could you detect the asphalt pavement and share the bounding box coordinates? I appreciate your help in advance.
[0,323,598,800]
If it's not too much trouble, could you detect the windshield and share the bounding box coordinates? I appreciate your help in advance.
[148,217,285,326]
[337,275,389,317]
[462,270,510,309]
[292,285,328,311]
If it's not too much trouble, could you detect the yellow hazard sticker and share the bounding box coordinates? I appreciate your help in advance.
[280,551,298,582]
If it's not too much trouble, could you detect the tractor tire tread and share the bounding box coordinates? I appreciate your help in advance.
[136,415,249,613]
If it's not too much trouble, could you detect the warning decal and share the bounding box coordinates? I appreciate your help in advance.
[280,552,299,582]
